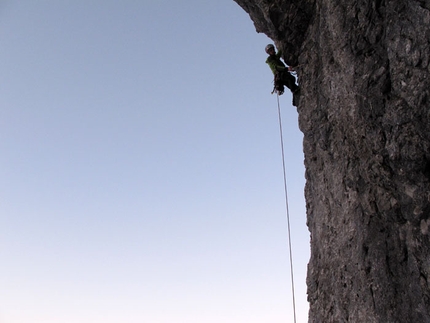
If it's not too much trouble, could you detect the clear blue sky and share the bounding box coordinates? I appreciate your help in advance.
[0,1,309,322]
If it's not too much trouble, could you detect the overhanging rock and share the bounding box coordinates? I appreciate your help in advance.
[234,0,430,322]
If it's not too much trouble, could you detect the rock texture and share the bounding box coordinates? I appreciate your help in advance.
[234,0,430,322]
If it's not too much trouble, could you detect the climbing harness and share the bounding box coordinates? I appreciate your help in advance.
[276,94,297,323]
[271,73,285,95]
[271,68,299,95]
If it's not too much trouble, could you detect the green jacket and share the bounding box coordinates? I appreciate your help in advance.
[265,50,287,74]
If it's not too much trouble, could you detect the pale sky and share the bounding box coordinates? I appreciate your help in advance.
[0,1,309,322]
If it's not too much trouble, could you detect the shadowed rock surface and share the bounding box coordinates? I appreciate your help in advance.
[234,0,430,322]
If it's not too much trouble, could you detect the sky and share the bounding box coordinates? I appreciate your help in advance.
[0,1,309,322]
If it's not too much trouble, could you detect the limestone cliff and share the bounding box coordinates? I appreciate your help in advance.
[234,0,430,322]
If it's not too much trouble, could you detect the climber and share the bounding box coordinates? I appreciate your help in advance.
[265,44,299,99]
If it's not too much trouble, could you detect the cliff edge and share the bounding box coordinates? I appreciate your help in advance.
[234,0,430,322]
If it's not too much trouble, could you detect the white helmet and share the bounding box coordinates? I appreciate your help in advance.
[265,44,275,53]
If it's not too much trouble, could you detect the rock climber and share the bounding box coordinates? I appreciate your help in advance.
[265,44,300,100]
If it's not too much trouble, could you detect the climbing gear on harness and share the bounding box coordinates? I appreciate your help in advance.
[271,72,285,95]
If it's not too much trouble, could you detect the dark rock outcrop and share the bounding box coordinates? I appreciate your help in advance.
[234,0,430,322]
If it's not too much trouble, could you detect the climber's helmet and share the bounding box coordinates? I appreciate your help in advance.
[265,44,275,54]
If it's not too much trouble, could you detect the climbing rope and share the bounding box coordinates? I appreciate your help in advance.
[276,94,297,323]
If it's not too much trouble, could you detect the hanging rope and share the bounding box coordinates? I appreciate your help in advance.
[276,94,297,323]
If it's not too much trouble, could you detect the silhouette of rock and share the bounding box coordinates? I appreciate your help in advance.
[234,0,430,321]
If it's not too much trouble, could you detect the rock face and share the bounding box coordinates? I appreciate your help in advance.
[234,0,430,322]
